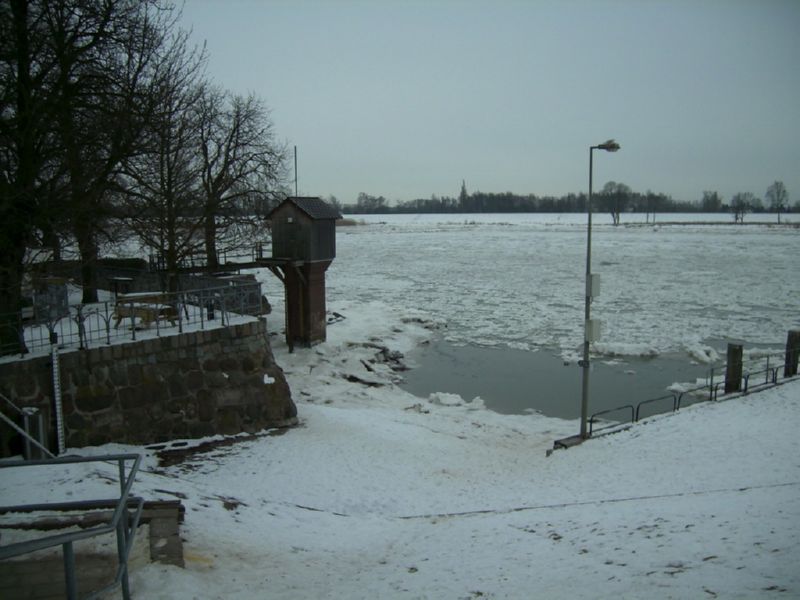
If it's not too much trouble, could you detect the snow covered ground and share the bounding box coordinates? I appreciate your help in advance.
[2,300,798,598]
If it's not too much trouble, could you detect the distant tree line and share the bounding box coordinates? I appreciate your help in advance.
[1,0,289,355]
[343,180,794,224]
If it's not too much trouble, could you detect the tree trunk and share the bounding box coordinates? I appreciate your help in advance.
[166,242,180,293]
[204,213,218,269]
[2,1,35,355]
[0,243,29,356]
[41,223,61,262]
[75,220,99,303]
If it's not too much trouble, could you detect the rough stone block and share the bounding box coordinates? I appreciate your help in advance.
[91,365,109,385]
[13,375,38,400]
[196,390,214,422]
[165,399,185,415]
[217,408,240,434]
[141,365,162,385]
[142,380,167,405]
[216,388,243,407]
[218,356,238,372]
[99,345,114,362]
[87,430,111,446]
[118,386,139,410]
[75,386,114,413]
[245,403,262,421]
[89,407,123,428]
[205,371,229,389]
[109,363,128,388]
[66,412,86,429]
[185,370,205,391]
[168,373,187,398]
[189,421,216,438]
[241,356,256,372]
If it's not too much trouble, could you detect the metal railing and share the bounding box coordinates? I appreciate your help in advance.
[1,281,264,357]
[0,391,54,460]
[588,404,634,436]
[0,453,143,600]
[588,350,794,438]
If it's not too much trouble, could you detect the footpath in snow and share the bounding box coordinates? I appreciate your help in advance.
[1,300,798,599]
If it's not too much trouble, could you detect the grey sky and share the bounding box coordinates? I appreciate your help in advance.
[180,0,800,205]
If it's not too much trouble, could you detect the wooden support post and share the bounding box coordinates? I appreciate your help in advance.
[785,330,800,378]
[724,343,743,394]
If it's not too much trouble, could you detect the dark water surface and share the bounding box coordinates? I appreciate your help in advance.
[400,340,710,420]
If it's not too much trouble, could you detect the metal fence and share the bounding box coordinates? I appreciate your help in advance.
[588,351,795,437]
[1,281,265,358]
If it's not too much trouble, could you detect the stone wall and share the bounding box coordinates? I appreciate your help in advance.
[0,320,296,453]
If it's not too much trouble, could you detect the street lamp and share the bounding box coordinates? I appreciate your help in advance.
[580,139,620,439]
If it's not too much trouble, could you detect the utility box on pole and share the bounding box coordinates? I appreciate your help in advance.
[264,197,341,349]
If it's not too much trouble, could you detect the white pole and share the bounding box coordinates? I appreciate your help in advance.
[51,346,66,454]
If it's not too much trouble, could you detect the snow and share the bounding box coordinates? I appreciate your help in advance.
[2,299,799,598]
[313,214,800,361]
[2,215,798,597]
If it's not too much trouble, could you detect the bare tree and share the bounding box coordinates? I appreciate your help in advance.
[599,181,631,225]
[119,34,207,291]
[701,190,723,212]
[195,86,287,268]
[0,0,60,353]
[765,181,788,224]
[49,1,184,302]
[0,0,202,354]
[730,192,754,224]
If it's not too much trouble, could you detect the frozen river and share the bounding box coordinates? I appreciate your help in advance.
[262,212,799,417]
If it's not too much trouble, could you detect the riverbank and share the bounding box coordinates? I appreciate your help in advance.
[3,300,797,598]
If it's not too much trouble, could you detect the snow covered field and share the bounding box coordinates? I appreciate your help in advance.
[2,300,799,599]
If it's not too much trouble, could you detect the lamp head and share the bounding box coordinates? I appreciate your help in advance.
[596,139,620,152]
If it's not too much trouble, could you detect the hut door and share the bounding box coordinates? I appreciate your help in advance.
[286,220,300,259]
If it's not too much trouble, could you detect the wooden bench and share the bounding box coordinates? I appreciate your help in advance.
[114,292,178,329]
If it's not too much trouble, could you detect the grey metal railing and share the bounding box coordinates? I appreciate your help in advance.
[588,351,794,438]
[1,281,264,357]
[588,404,635,436]
[0,453,143,600]
[0,391,55,459]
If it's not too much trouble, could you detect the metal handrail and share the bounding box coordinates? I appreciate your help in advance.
[0,389,24,416]
[675,383,714,410]
[743,365,780,393]
[589,404,634,436]
[0,391,55,459]
[587,349,797,438]
[635,393,678,422]
[0,453,143,600]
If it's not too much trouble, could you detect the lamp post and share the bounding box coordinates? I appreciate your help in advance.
[580,139,620,439]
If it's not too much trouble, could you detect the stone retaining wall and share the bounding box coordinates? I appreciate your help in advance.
[0,320,296,453]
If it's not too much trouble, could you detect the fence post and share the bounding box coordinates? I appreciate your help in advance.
[785,330,800,378]
[724,343,743,394]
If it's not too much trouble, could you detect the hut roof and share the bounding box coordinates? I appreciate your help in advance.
[268,196,342,221]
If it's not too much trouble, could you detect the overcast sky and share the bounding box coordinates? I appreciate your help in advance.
[180,0,800,205]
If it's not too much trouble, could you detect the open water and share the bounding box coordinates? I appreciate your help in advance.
[277,212,800,418]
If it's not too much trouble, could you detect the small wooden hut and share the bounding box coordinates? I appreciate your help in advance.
[265,197,342,349]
